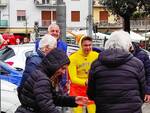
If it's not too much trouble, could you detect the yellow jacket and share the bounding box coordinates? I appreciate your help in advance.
[68,49,98,86]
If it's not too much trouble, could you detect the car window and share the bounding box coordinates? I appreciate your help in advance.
[0,47,15,61]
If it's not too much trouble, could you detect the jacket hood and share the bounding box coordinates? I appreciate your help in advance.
[78,35,85,49]
[40,48,70,77]
[99,48,133,67]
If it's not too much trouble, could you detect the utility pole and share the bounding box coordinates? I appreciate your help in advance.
[87,0,93,37]
[56,0,66,41]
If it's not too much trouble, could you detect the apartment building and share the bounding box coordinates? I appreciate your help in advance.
[93,0,123,32]
[0,0,88,35]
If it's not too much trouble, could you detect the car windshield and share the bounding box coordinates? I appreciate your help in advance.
[0,46,15,61]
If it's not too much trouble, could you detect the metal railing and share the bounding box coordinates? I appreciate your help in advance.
[95,19,150,30]
[95,20,123,28]
[130,19,150,30]
[34,0,56,5]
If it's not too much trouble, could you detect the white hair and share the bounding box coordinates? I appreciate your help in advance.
[105,30,133,52]
[48,23,60,32]
[39,34,57,49]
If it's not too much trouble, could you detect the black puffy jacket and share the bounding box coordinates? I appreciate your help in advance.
[16,48,77,113]
[87,49,145,113]
[132,42,150,94]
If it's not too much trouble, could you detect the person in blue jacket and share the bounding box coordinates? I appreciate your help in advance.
[47,24,68,93]
[35,24,68,94]
[19,35,57,89]
[47,24,67,53]
[35,24,67,53]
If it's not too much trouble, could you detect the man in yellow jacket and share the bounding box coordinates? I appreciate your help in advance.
[68,36,99,113]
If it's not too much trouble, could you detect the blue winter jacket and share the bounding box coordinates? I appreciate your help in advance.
[19,49,44,88]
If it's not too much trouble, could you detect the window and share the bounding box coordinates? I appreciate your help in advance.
[99,11,108,22]
[71,11,80,22]
[17,10,26,21]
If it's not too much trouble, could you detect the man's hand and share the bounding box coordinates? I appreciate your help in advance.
[144,94,150,103]
[75,96,88,105]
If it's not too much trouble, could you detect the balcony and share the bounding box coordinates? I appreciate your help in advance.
[95,20,123,28]
[0,20,8,27]
[93,0,105,8]
[0,0,7,7]
[130,19,150,30]
[34,0,57,8]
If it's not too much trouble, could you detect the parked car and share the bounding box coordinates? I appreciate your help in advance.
[1,43,76,69]
[0,60,23,86]
[4,43,35,70]
[1,80,20,113]
[1,43,101,70]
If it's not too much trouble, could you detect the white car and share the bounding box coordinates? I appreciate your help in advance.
[5,43,35,70]
[2,43,78,70]
[1,80,20,113]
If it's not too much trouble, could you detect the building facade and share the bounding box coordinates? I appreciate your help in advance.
[93,0,123,33]
[0,0,88,35]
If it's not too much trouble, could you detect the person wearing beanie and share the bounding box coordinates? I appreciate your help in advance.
[16,48,88,113]
[87,30,145,113]
[68,36,98,113]
[19,35,57,87]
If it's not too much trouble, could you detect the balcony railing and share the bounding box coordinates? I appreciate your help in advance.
[0,20,8,27]
[34,0,57,7]
[95,19,150,30]
[95,20,123,28]
[0,0,7,7]
[130,19,150,30]
[41,20,56,27]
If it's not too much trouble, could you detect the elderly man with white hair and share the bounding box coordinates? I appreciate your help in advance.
[87,30,145,113]
[19,35,57,87]
[47,23,67,53]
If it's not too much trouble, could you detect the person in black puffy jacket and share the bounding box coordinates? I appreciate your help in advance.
[132,42,150,103]
[15,48,88,113]
[87,30,145,113]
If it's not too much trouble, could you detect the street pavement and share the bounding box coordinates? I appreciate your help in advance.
[61,103,150,113]
[142,103,150,113]
[64,104,150,113]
